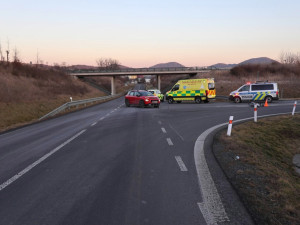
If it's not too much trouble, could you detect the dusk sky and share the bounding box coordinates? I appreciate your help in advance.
[1,0,300,67]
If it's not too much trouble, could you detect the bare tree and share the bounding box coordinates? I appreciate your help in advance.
[280,51,300,64]
[13,46,21,63]
[6,39,10,62]
[96,58,120,70]
[0,39,4,62]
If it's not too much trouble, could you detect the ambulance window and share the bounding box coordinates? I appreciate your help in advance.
[208,83,215,90]
[172,84,179,91]
[239,85,250,92]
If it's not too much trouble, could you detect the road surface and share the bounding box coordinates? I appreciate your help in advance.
[0,97,297,225]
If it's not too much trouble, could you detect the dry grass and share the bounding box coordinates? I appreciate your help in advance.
[0,62,106,132]
[217,115,300,225]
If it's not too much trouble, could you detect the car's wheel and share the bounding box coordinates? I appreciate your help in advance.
[125,99,130,107]
[265,96,273,103]
[139,100,145,108]
[234,97,241,103]
[195,97,201,104]
[176,101,182,103]
[168,98,174,104]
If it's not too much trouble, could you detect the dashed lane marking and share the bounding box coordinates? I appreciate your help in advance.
[175,156,188,171]
[91,122,97,127]
[166,138,173,146]
[0,129,87,192]
[161,127,167,133]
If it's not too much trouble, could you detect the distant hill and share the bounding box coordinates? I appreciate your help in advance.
[210,63,237,69]
[150,62,185,68]
[68,65,97,70]
[211,57,278,69]
[239,57,278,65]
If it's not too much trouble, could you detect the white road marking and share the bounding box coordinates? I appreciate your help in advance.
[91,122,97,127]
[99,117,105,121]
[175,156,188,171]
[0,129,87,192]
[194,124,229,223]
[161,127,167,133]
[198,203,217,225]
[166,138,173,146]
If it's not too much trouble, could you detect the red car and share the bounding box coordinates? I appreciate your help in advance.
[125,90,160,108]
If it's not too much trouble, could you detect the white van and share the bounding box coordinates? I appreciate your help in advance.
[229,82,279,103]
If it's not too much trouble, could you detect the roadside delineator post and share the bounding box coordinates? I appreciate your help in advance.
[70,97,72,102]
[292,101,297,116]
[227,116,234,136]
[254,104,258,122]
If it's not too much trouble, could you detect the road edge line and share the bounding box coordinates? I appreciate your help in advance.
[0,129,86,192]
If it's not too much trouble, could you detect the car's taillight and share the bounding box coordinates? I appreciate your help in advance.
[276,91,279,95]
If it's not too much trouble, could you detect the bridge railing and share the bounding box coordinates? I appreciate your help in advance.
[68,66,218,74]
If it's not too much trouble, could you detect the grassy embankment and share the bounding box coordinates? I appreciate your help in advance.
[0,62,127,132]
[215,115,300,225]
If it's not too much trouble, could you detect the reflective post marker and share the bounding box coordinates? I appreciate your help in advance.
[227,116,234,136]
[292,101,297,116]
[254,104,257,122]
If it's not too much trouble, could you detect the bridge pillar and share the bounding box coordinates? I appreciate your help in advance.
[157,75,161,91]
[111,76,116,95]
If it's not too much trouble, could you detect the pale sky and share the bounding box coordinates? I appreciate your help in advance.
[1,0,299,67]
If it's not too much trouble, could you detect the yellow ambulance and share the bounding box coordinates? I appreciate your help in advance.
[166,78,216,104]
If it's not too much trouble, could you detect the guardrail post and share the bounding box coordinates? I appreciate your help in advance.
[227,116,234,136]
[254,104,258,122]
[292,101,297,116]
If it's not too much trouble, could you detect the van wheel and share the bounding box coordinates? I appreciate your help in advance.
[195,97,202,104]
[234,97,241,103]
[125,99,130,107]
[168,98,174,104]
[265,96,273,103]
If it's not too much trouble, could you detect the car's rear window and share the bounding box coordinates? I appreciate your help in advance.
[252,84,274,91]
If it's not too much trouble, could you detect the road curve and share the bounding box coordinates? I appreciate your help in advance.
[0,98,297,225]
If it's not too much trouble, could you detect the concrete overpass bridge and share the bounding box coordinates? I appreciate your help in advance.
[69,67,218,95]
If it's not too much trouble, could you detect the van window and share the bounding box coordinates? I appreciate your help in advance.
[252,84,274,91]
[208,83,215,90]
[172,84,179,91]
[238,85,250,92]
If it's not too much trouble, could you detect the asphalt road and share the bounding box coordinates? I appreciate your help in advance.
[0,97,297,225]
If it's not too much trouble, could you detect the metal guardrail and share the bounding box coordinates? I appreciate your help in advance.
[39,94,123,121]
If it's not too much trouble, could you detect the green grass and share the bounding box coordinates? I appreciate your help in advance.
[217,115,300,225]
